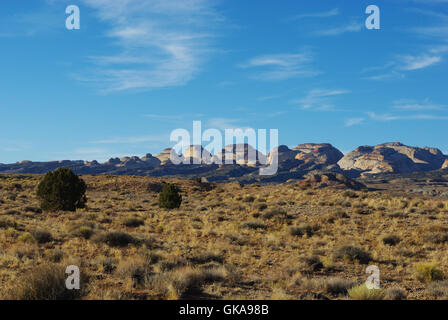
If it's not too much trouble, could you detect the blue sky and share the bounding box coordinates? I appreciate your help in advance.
[1,0,447,163]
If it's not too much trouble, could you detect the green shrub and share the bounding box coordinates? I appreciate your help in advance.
[158,183,182,209]
[386,211,408,218]
[242,221,267,230]
[382,235,401,246]
[0,217,16,229]
[32,230,53,244]
[243,196,255,203]
[385,288,407,300]
[415,263,445,283]
[37,168,87,212]
[72,226,94,239]
[93,231,138,247]
[262,209,286,220]
[123,217,144,228]
[333,245,372,264]
[48,250,64,263]
[325,278,355,296]
[348,284,385,300]
[302,256,323,272]
[290,224,314,237]
[98,257,117,274]
[343,190,358,198]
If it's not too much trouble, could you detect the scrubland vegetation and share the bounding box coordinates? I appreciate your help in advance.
[1,173,448,300]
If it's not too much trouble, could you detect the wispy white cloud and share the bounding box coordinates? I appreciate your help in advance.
[345,118,365,127]
[314,21,363,36]
[364,71,405,81]
[207,118,243,130]
[398,54,442,70]
[392,99,446,111]
[240,52,319,81]
[364,52,442,80]
[77,0,221,92]
[430,45,448,53]
[407,7,448,20]
[367,112,448,122]
[364,4,448,81]
[409,6,448,38]
[357,96,448,123]
[413,26,448,39]
[292,89,350,111]
[288,8,339,20]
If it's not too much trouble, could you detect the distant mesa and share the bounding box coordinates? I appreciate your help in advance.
[155,148,179,165]
[213,143,267,166]
[267,143,343,173]
[183,145,213,164]
[338,142,446,177]
[1,142,447,183]
[293,143,344,165]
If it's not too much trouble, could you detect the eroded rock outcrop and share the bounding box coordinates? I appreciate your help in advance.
[155,148,179,165]
[443,158,448,170]
[299,172,367,190]
[339,142,446,177]
[183,145,213,164]
[292,143,344,171]
[1,142,446,184]
[267,143,343,172]
[213,144,267,166]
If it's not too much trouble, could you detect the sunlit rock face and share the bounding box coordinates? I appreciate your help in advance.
[338,142,446,177]
[213,144,267,167]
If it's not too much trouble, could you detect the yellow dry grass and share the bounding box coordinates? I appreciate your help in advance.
[0,174,448,300]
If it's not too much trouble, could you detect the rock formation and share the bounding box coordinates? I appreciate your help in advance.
[213,144,267,166]
[1,142,446,184]
[338,142,446,177]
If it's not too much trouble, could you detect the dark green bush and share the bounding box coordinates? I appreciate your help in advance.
[290,224,314,237]
[123,217,144,228]
[383,235,401,246]
[32,230,53,244]
[302,256,323,272]
[325,278,355,296]
[158,183,182,209]
[333,245,372,264]
[37,168,87,212]
[93,231,138,247]
[72,226,94,239]
[242,221,268,230]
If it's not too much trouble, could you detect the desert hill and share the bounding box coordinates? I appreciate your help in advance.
[0,142,447,183]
